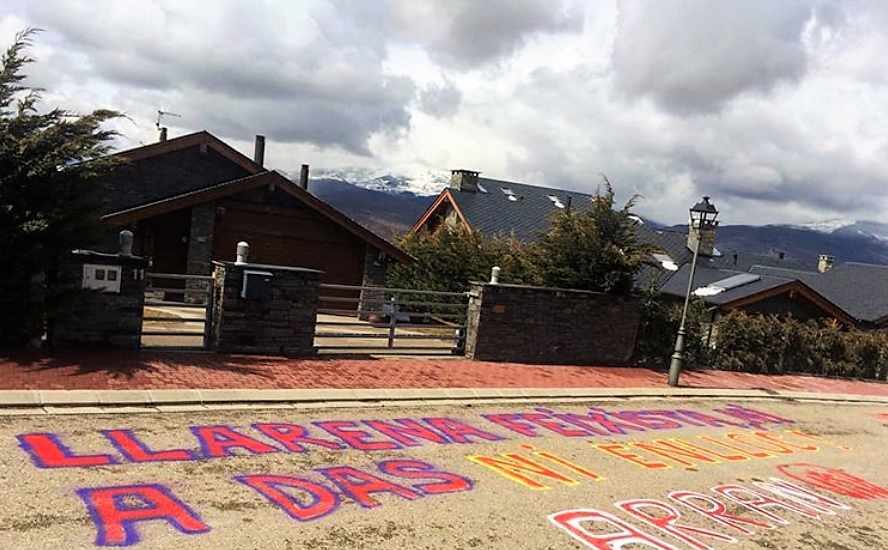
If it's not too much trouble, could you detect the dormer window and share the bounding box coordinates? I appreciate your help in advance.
[547,195,565,209]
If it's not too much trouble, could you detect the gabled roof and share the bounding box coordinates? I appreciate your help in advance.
[415,177,598,241]
[114,131,262,175]
[102,170,410,263]
[751,262,888,325]
[659,264,855,324]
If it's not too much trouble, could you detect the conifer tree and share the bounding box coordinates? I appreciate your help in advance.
[532,178,653,294]
[0,30,121,347]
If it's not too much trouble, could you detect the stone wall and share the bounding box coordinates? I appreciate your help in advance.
[186,203,216,303]
[53,250,148,350]
[465,282,641,365]
[211,261,322,356]
[358,246,387,320]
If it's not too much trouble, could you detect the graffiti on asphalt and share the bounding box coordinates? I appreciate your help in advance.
[467,429,844,491]
[15,404,792,469]
[776,462,888,500]
[548,463,886,550]
[12,403,854,547]
[468,444,605,490]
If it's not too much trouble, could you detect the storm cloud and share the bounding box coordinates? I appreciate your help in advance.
[418,79,462,118]
[611,0,819,114]
[2,0,888,225]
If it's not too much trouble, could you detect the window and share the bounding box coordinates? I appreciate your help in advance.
[95,269,106,281]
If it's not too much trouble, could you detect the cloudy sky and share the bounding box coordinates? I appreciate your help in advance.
[2,0,887,225]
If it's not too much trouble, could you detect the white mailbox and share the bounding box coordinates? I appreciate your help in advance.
[83,264,122,293]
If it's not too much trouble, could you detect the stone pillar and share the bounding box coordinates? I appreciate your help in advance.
[186,203,216,303]
[465,282,642,365]
[52,245,148,350]
[358,245,387,321]
[211,261,322,356]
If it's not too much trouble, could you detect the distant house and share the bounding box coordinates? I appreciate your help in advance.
[412,170,855,325]
[96,131,407,287]
[751,261,888,329]
[412,170,597,240]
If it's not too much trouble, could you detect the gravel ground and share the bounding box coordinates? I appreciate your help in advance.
[0,398,886,549]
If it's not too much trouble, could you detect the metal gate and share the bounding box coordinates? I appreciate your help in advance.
[142,272,214,349]
[315,284,469,355]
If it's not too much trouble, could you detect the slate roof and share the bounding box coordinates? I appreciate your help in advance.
[659,264,791,306]
[101,131,260,214]
[750,262,888,324]
[448,177,597,241]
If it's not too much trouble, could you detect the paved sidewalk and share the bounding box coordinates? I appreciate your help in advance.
[1,351,886,397]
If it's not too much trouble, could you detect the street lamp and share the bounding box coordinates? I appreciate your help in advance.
[668,196,719,387]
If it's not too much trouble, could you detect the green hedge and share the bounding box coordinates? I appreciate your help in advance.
[637,300,888,381]
[710,311,888,380]
[635,292,712,370]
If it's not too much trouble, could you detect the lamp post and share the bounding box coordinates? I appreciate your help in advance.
[668,196,719,387]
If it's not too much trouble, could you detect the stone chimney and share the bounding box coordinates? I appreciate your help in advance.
[450,169,481,193]
[688,226,716,257]
[818,254,835,273]
[253,135,265,167]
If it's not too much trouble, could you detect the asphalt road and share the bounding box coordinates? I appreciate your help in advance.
[1,398,886,549]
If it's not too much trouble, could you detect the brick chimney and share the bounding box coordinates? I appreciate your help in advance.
[818,254,835,273]
[450,169,481,193]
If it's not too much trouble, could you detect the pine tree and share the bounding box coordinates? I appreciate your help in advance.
[531,177,654,294]
[0,30,121,348]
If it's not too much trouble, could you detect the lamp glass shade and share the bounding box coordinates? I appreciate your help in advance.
[690,196,718,226]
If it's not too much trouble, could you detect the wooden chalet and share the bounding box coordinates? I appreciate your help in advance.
[97,131,407,287]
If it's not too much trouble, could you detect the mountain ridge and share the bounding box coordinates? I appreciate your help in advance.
[308,175,888,267]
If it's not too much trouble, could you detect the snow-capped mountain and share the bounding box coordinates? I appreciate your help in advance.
[790,218,857,233]
[784,220,888,242]
[312,167,448,196]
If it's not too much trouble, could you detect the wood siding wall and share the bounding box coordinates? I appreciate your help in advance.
[213,188,366,286]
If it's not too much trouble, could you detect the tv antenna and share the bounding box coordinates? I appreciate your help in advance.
[156,109,181,129]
